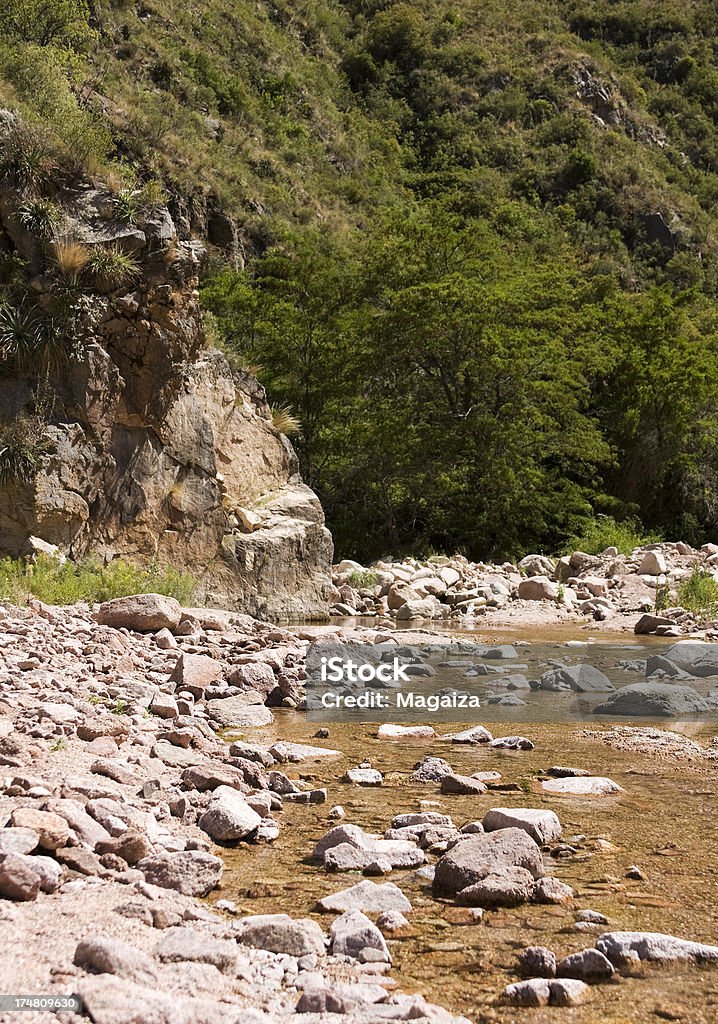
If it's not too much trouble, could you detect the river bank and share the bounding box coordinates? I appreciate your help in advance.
[2,594,718,1023]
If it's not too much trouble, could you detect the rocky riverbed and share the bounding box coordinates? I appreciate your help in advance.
[331,541,718,636]
[2,592,718,1023]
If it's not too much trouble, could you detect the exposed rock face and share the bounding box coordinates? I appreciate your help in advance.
[0,172,332,619]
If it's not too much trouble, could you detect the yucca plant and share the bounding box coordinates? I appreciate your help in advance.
[17,198,60,240]
[270,402,301,436]
[113,189,141,225]
[87,246,140,289]
[51,239,90,285]
[0,125,54,191]
[0,305,47,371]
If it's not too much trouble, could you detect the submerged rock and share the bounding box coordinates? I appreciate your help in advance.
[540,776,624,797]
[592,683,708,717]
[433,828,544,896]
[596,931,718,965]
[482,807,561,845]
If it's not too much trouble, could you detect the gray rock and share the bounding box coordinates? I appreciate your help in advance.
[533,877,574,903]
[490,735,534,750]
[136,851,222,896]
[482,807,561,845]
[539,664,614,693]
[410,756,454,782]
[0,853,40,901]
[456,866,536,908]
[663,640,718,676]
[317,880,412,914]
[312,824,371,860]
[503,978,551,1007]
[330,909,391,962]
[233,913,326,956]
[433,828,544,896]
[518,946,557,978]
[549,978,589,1006]
[73,937,158,985]
[198,786,262,842]
[155,927,238,974]
[440,773,487,796]
[343,767,383,786]
[376,910,409,932]
[540,776,623,796]
[392,812,453,828]
[206,695,274,729]
[592,683,708,717]
[596,930,718,965]
[557,948,614,981]
[325,840,425,872]
[442,725,492,744]
[97,594,182,632]
[0,827,39,856]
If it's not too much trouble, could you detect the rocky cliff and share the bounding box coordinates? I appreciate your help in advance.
[0,137,333,619]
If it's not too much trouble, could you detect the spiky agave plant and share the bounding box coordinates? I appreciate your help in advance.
[17,198,60,240]
[270,402,301,436]
[0,415,51,487]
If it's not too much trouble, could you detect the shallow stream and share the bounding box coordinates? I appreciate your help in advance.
[213,629,718,1022]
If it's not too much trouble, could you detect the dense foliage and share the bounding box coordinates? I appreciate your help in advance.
[2,0,718,557]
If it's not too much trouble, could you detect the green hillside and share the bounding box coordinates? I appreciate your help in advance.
[3,0,718,558]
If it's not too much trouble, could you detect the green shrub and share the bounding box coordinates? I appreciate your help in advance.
[4,0,93,50]
[347,569,378,587]
[86,246,140,289]
[0,414,50,486]
[677,567,718,620]
[0,554,197,606]
[561,516,662,556]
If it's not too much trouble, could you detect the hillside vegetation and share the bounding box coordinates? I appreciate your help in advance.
[2,0,718,559]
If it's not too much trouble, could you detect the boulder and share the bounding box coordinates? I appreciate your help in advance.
[540,776,623,797]
[596,931,718,965]
[456,866,536,908]
[325,840,425,872]
[557,948,614,981]
[343,768,383,786]
[234,913,326,956]
[503,978,588,1008]
[205,695,274,728]
[518,946,557,978]
[318,880,412,914]
[482,808,561,845]
[517,576,558,601]
[518,554,555,577]
[533,877,574,903]
[411,756,454,782]
[0,827,39,856]
[312,824,372,860]
[539,665,613,693]
[592,683,708,717]
[440,774,487,796]
[97,594,182,632]
[168,653,223,696]
[228,662,277,698]
[663,640,718,677]
[442,725,492,744]
[154,927,239,974]
[639,551,667,575]
[433,828,544,896]
[330,909,391,962]
[198,786,263,842]
[377,724,436,739]
[136,851,222,896]
[8,807,70,850]
[73,937,158,985]
[0,853,41,900]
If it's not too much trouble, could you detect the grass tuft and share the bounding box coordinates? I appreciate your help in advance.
[270,402,301,436]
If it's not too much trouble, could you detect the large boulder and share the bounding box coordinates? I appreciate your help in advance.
[136,851,222,896]
[96,594,182,632]
[517,576,558,601]
[73,937,158,986]
[205,694,274,728]
[233,913,326,956]
[168,653,223,696]
[592,683,708,717]
[663,640,718,677]
[539,665,613,693]
[455,866,536,908]
[433,828,544,896]
[596,931,718,965]
[330,909,391,962]
[317,880,412,914]
[482,808,561,845]
[540,776,623,797]
[198,786,263,842]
